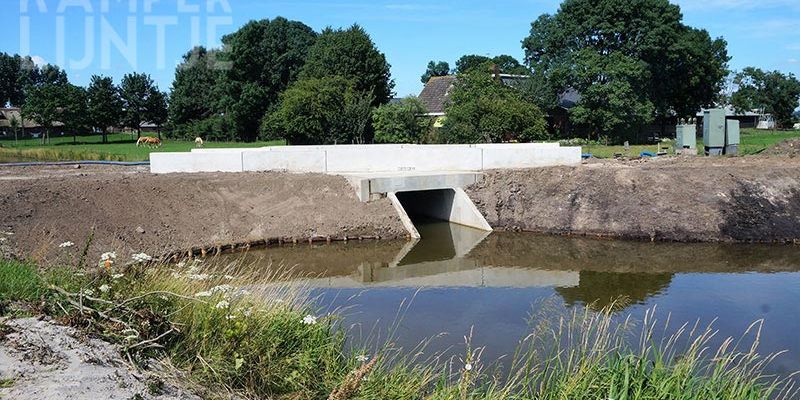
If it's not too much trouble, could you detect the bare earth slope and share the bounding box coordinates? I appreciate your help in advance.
[467,156,800,243]
[0,165,406,263]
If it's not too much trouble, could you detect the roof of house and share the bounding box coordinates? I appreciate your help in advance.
[0,107,42,129]
[418,75,457,115]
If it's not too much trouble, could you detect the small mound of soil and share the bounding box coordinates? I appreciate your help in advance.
[763,138,800,157]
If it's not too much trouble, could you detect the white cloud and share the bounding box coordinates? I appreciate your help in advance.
[789,59,799,64]
[30,55,47,67]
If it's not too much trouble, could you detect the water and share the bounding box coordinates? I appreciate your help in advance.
[219,221,800,374]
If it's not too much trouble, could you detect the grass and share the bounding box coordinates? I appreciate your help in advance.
[0,133,284,162]
[580,128,800,159]
[0,259,44,303]
[0,255,797,399]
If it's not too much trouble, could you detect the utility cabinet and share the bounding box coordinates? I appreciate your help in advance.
[703,108,740,156]
[703,109,726,156]
[675,124,697,150]
[725,120,740,155]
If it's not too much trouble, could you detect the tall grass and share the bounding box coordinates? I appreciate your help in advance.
[0,259,44,303]
[2,255,797,399]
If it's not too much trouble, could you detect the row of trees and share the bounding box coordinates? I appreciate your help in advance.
[0,52,167,143]
[4,0,800,146]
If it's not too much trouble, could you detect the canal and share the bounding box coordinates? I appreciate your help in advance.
[217,221,800,375]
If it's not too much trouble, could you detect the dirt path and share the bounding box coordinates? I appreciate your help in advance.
[0,317,199,400]
[0,165,406,264]
[468,156,800,243]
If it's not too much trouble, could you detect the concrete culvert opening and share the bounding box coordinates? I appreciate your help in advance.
[391,189,493,238]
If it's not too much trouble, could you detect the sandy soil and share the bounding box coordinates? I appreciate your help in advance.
[467,155,800,242]
[0,165,406,264]
[0,317,199,400]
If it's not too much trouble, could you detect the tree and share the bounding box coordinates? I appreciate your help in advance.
[169,47,222,128]
[455,55,492,74]
[119,72,156,139]
[217,17,317,141]
[264,76,373,145]
[9,114,20,143]
[146,89,168,139]
[440,70,548,143]
[373,97,431,143]
[23,84,65,144]
[60,84,89,143]
[488,55,529,75]
[421,61,450,84]
[0,53,18,106]
[87,75,123,143]
[454,54,529,75]
[300,24,394,105]
[523,0,729,138]
[732,68,800,128]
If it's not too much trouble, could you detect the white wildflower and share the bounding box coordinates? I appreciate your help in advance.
[188,273,211,281]
[302,315,317,325]
[194,291,212,298]
[98,284,111,293]
[176,261,187,268]
[210,284,234,294]
[112,273,124,280]
[59,241,74,248]
[356,354,370,363]
[224,275,235,280]
[131,252,152,263]
[225,314,236,320]
[82,289,94,297]
[464,363,473,371]
[215,300,230,309]
[100,252,117,261]
[242,308,253,317]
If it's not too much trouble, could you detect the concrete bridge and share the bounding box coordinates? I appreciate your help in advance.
[150,143,581,238]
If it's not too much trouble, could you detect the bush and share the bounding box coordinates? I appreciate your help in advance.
[372,97,431,144]
[263,76,373,145]
[440,70,548,143]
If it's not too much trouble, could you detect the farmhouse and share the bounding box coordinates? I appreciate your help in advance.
[0,107,46,139]
[418,74,580,135]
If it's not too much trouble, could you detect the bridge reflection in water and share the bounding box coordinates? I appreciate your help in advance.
[211,222,800,374]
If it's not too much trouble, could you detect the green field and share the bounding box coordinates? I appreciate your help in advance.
[1,129,798,163]
[0,133,285,162]
[581,129,800,159]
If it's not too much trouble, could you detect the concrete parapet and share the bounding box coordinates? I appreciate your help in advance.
[155,143,581,175]
[242,149,326,173]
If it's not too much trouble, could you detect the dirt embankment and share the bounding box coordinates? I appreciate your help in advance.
[467,156,800,243]
[0,165,406,264]
[2,155,800,264]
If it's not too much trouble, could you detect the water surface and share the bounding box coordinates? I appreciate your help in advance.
[220,221,800,374]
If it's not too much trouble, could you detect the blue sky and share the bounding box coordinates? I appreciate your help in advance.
[1,0,799,97]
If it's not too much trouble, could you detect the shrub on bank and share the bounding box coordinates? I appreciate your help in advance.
[0,255,796,399]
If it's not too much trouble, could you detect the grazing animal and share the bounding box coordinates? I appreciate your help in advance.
[195,137,204,148]
[136,136,162,148]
